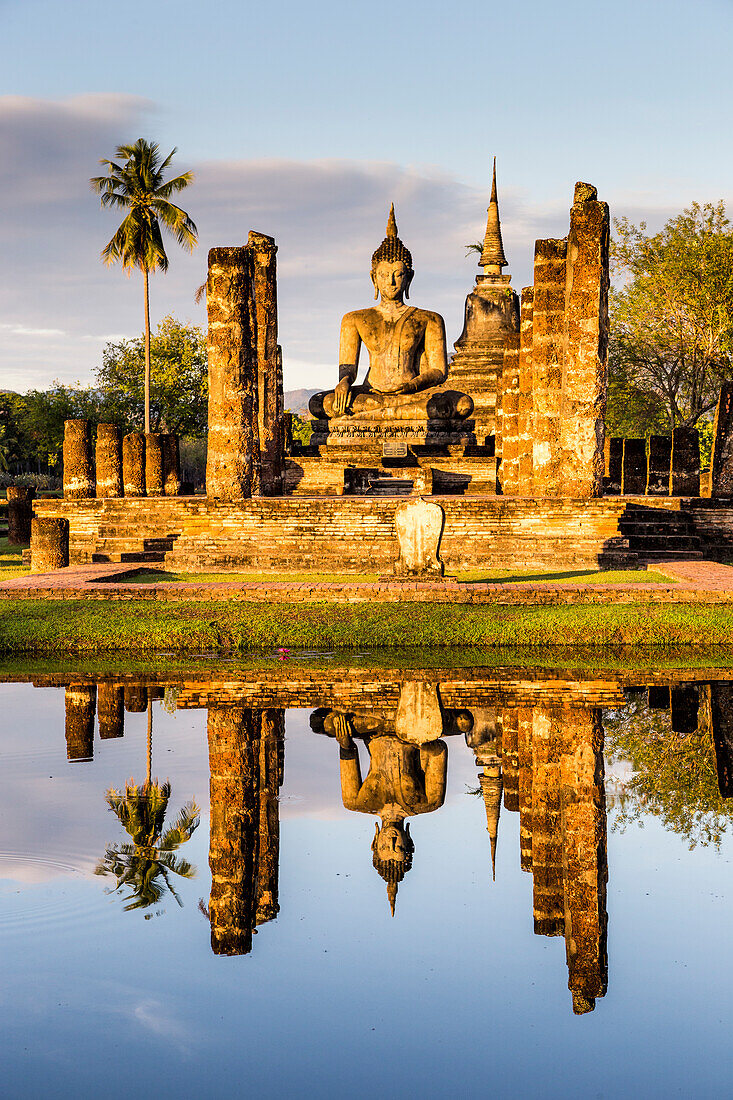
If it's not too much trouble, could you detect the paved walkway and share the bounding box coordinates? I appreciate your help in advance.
[0,560,732,605]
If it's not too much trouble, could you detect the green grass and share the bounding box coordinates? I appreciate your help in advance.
[0,537,29,580]
[0,598,729,654]
[122,567,674,585]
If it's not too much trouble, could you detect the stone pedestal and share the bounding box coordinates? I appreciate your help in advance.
[30,517,69,573]
[97,683,124,739]
[249,231,284,496]
[65,685,96,761]
[122,433,146,497]
[670,428,700,496]
[392,497,444,578]
[7,486,34,545]
[621,439,646,495]
[206,246,259,500]
[145,433,164,496]
[162,434,181,496]
[63,419,94,499]
[647,436,672,495]
[710,383,733,497]
[96,424,123,497]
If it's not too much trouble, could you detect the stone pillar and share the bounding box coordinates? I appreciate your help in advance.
[621,438,646,495]
[95,424,123,497]
[517,707,534,873]
[122,433,146,497]
[144,433,164,496]
[162,434,181,496]
[517,288,534,493]
[65,685,96,762]
[499,708,520,813]
[670,428,700,496]
[30,517,69,573]
[256,708,285,924]
[531,708,564,937]
[6,486,34,545]
[63,419,94,499]
[560,184,610,498]
[205,246,260,499]
[531,239,567,495]
[498,331,520,494]
[710,383,733,497]
[123,684,147,713]
[604,437,623,495]
[670,684,699,733]
[647,436,672,496]
[559,707,608,1015]
[208,705,261,955]
[97,683,124,739]
[249,231,284,496]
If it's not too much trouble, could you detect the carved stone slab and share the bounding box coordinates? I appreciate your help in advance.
[393,497,444,577]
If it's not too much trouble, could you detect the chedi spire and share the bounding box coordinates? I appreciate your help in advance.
[479,158,508,275]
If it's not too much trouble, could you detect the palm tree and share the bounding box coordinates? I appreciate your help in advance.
[96,697,199,912]
[91,139,198,434]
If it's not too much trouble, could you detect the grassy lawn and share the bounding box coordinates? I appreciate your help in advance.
[121,567,674,585]
[0,598,729,654]
[0,537,29,580]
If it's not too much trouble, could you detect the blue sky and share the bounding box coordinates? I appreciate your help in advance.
[2,0,732,391]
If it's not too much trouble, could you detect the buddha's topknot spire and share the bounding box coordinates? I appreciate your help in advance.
[479,158,508,275]
[371,204,413,272]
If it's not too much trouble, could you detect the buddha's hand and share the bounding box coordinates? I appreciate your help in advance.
[395,378,419,395]
[333,378,351,416]
[332,713,354,749]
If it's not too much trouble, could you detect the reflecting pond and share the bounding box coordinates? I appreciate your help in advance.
[2,655,733,1097]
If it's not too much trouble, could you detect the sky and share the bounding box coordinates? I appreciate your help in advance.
[2,0,733,393]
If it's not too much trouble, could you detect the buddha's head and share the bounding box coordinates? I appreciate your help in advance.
[371,204,413,301]
[372,817,414,916]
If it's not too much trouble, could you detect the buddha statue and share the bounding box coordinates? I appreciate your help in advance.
[309,207,474,436]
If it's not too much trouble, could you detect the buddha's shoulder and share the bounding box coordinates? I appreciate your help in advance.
[341,308,376,326]
[409,306,445,326]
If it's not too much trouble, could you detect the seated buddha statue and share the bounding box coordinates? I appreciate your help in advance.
[309,206,473,426]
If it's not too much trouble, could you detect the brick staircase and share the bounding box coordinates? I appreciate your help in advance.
[616,504,703,562]
[687,502,733,561]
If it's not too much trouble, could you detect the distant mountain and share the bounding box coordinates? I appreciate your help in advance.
[283,388,319,416]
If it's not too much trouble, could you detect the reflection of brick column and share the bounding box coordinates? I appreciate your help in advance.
[256,709,285,923]
[559,707,607,1015]
[517,707,534,872]
[531,708,564,936]
[517,288,534,493]
[207,706,261,955]
[499,708,519,812]
[63,419,94,499]
[498,331,520,494]
[249,232,284,497]
[123,684,147,713]
[98,683,124,739]
[122,433,146,497]
[205,246,260,499]
[531,240,567,495]
[65,685,96,761]
[560,184,610,498]
[96,424,123,497]
[704,682,733,798]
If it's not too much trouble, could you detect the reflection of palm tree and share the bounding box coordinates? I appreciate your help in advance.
[96,697,199,911]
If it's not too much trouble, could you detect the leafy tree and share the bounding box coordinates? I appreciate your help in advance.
[12,385,103,473]
[91,139,198,434]
[288,412,313,449]
[611,202,733,430]
[96,315,207,437]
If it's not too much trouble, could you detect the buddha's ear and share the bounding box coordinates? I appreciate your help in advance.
[371,270,379,300]
[405,270,414,300]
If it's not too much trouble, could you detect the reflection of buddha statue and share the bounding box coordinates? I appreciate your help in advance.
[309,207,473,431]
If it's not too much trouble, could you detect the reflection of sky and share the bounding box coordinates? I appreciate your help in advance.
[1,683,733,1096]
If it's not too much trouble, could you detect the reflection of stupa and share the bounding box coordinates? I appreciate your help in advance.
[207,705,285,956]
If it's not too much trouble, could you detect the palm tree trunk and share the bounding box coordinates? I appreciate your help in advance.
[147,698,153,787]
[143,264,151,434]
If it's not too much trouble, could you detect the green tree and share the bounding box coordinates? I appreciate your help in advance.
[288,412,313,449]
[96,315,207,436]
[611,202,733,430]
[91,139,198,434]
[12,385,103,473]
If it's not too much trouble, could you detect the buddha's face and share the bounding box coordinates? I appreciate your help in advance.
[375,822,409,863]
[373,260,411,302]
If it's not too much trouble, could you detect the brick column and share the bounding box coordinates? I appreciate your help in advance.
[97,683,124,739]
[249,231,284,496]
[604,437,623,494]
[647,436,672,495]
[63,419,94,499]
[517,288,534,494]
[162,434,181,496]
[7,486,34,545]
[205,246,260,499]
[65,685,96,762]
[560,184,610,498]
[207,705,261,955]
[145,433,164,496]
[531,239,567,495]
[710,383,733,497]
[559,706,608,1015]
[670,428,700,496]
[621,438,646,495]
[498,331,520,494]
[30,517,68,573]
[96,424,123,497]
[122,433,146,497]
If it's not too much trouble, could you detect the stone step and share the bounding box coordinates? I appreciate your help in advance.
[92,550,167,563]
[627,536,700,551]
